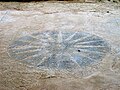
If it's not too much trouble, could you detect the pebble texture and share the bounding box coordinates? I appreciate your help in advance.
[0,2,120,90]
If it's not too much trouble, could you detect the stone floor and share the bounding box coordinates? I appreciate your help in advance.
[0,2,120,90]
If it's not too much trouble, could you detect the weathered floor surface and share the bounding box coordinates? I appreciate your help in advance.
[0,2,120,90]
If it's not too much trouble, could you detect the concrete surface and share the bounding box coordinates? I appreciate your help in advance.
[0,2,120,90]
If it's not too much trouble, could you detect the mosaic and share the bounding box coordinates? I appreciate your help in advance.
[8,31,110,75]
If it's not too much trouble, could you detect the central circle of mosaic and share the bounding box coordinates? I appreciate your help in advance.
[8,31,110,74]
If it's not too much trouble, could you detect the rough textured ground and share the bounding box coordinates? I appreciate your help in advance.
[0,2,120,90]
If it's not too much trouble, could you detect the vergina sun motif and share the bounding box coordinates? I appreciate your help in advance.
[8,31,110,77]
